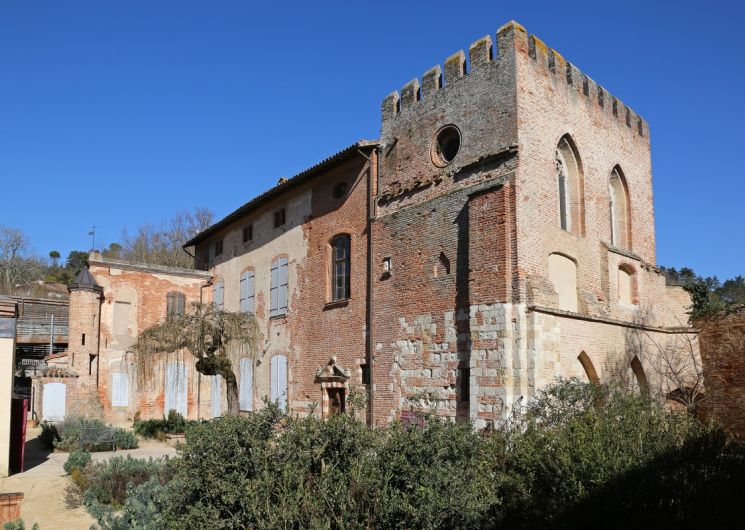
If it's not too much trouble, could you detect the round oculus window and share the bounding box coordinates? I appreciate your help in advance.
[432,125,461,166]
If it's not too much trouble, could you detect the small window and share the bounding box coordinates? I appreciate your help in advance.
[332,182,348,199]
[361,363,371,385]
[167,291,186,318]
[215,239,223,256]
[432,125,461,166]
[274,208,286,228]
[81,333,86,346]
[618,266,636,305]
[242,225,253,243]
[330,235,351,301]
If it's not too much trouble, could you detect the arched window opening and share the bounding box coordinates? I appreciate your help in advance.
[609,166,631,249]
[618,265,636,306]
[555,136,584,234]
[434,252,450,278]
[630,356,649,396]
[548,253,578,312]
[330,235,351,301]
[577,351,600,384]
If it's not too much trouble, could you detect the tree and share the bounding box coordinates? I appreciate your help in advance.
[120,207,213,269]
[65,250,89,276]
[130,303,261,416]
[49,250,61,267]
[0,225,45,294]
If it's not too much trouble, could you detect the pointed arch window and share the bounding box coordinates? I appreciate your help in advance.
[609,166,631,249]
[555,136,584,234]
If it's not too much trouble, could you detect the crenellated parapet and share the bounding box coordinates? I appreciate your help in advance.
[382,20,647,138]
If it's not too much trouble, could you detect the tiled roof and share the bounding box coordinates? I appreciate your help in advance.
[183,140,378,248]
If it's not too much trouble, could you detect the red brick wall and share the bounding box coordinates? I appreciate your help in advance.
[697,312,745,440]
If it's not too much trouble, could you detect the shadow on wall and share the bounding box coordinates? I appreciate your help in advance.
[454,203,471,425]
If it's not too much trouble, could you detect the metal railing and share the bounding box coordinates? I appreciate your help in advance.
[16,317,69,339]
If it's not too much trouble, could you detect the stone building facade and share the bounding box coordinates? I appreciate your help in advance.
[36,21,698,427]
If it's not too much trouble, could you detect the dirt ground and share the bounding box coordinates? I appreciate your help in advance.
[0,426,177,529]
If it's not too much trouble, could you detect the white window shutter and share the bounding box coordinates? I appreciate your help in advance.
[112,373,129,407]
[271,355,287,412]
[239,358,253,411]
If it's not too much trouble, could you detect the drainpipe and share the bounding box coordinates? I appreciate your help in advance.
[358,147,378,427]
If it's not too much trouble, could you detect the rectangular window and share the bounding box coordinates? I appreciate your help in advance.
[273,208,286,228]
[242,225,253,243]
[239,271,255,313]
[331,236,351,301]
[215,239,223,256]
[113,301,130,336]
[212,282,224,310]
[166,292,186,318]
[111,373,129,407]
[270,257,288,317]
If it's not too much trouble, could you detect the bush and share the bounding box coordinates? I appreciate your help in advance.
[2,520,39,530]
[52,417,139,452]
[81,382,745,529]
[133,410,193,440]
[64,450,91,474]
[39,421,59,449]
[113,428,139,450]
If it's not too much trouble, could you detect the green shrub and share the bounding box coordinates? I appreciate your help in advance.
[64,449,92,474]
[52,416,138,452]
[79,456,173,510]
[2,519,39,530]
[133,409,193,440]
[113,428,139,450]
[81,382,745,529]
[39,421,60,449]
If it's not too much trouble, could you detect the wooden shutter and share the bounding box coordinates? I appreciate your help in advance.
[270,260,279,316]
[165,363,188,417]
[212,282,224,310]
[239,271,255,313]
[239,358,253,411]
[278,258,288,315]
[112,373,129,406]
[271,355,287,412]
[211,375,222,418]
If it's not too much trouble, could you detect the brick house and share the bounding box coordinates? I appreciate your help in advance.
[35,21,698,427]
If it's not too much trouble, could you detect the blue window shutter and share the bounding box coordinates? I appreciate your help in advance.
[278,258,288,315]
[239,358,253,411]
[213,282,224,310]
[270,260,279,316]
[246,271,255,313]
[271,355,288,412]
[211,375,222,418]
[239,272,248,313]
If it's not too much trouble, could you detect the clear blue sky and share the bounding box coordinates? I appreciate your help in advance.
[1,1,743,279]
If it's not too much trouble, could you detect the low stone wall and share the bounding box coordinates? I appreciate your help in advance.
[697,310,745,440]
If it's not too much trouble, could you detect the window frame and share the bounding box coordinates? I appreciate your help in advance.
[214,238,223,257]
[166,291,186,319]
[330,235,351,302]
[242,224,253,244]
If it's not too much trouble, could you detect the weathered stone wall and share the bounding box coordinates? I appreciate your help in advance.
[200,155,372,417]
[86,257,210,422]
[697,311,745,440]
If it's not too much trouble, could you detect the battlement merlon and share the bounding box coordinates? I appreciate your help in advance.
[381,20,648,138]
